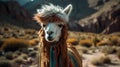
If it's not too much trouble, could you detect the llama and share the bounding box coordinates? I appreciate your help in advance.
[34,4,82,67]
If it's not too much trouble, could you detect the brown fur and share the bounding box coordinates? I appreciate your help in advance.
[34,14,65,23]
[35,11,82,67]
[39,25,68,67]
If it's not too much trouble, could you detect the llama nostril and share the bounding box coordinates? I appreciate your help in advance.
[47,31,53,35]
[47,36,53,41]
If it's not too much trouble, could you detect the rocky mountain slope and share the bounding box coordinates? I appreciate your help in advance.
[24,0,100,20]
[0,0,119,33]
[0,1,40,29]
[78,0,120,33]
[24,0,120,33]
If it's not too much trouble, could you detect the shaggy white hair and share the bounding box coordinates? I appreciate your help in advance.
[37,4,72,22]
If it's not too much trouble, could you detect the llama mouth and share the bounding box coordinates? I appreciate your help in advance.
[47,36,54,42]
[48,38,53,41]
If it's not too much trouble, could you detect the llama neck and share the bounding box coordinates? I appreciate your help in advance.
[50,45,63,67]
[40,42,68,67]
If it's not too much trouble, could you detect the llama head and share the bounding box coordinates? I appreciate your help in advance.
[34,4,72,42]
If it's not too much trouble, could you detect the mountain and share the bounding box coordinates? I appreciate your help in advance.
[78,0,120,33]
[0,0,119,33]
[24,0,99,21]
[0,1,40,29]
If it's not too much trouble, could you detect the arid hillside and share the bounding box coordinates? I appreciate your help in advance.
[0,25,120,67]
[78,0,120,33]
[0,1,40,29]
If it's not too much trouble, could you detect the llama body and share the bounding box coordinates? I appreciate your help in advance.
[34,4,82,67]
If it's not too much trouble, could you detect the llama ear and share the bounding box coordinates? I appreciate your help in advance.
[33,14,41,23]
[63,4,73,16]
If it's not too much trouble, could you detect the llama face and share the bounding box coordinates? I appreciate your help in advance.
[42,23,64,42]
[34,4,73,42]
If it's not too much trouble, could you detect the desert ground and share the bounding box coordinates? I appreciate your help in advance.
[0,25,120,67]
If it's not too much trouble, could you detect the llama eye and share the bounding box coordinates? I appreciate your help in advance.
[58,24,63,28]
[42,24,46,27]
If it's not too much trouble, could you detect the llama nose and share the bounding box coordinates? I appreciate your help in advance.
[47,31,53,35]
[47,36,53,41]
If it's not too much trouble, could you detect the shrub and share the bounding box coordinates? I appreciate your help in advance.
[90,55,111,65]
[19,34,30,39]
[3,27,9,32]
[102,56,111,64]
[100,46,117,54]
[33,46,39,51]
[28,39,39,46]
[4,52,13,60]
[67,38,78,45]
[0,39,4,47]
[78,47,88,54]
[25,29,36,35]
[0,60,12,67]
[110,36,120,46]
[116,47,120,59]
[79,39,94,48]
[1,38,29,52]
[14,57,24,64]
[0,35,3,39]
[28,51,37,57]
[15,51,21,55]
[0,56,6,60]
[22,54,28,60]
[93,37,100,46]
[96,40,111,46]
[1,38,39,52]
[19,48,29,54]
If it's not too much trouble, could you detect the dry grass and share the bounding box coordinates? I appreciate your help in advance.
[0,38,38,52]
[25,29,36,35]
[68,32,120,47]
[28,39,39,46]
[96,40,111,46]
[79,39,94,48]
[67,38,79,45]
[93,37,100,46]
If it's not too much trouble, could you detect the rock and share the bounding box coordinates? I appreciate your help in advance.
[4,52,14,60]
[0,1,32,23]
[19,48,29,54]
[102,5,120,33]
[0,51,4,56]
[28,51,37,57]
[24,0,98,20]
[0,40,4,47]
[33,47,39,51]
[28,48,34,52]
[15,51,21,56]
[78,0,120,33]
[14,58,24,64]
